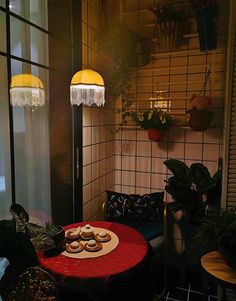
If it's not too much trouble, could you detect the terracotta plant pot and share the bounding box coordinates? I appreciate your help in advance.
[148,128,164,141]
[188,110,213,131]
[218,241,236,269]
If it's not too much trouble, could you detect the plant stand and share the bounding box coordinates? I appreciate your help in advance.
[148,129,164,141]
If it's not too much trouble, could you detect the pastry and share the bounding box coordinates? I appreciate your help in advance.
[66,241,83,253]
[95,231,111,242]
[85,239,102,252]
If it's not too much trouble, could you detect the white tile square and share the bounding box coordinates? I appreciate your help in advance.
[168,143,185,159]
[121,155,136,171]
[152,158,167,174]
[136,157,151,172]
[83,183,92,205]
[203,144,220,161]
[137,141,151,157]
[83,165,92,185]
[136,172,150,188]
[83,127,92,146]
[83,201,92,221]
[185,143,203,161]
[151,173,167,190]
[121,171,135,186]
[83,146,92,166]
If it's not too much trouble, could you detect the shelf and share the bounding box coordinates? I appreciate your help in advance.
[150,48,224,58]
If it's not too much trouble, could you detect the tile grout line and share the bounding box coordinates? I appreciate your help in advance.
[186,283,191,301]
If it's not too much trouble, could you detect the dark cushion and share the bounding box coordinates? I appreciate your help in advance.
[106,191,165,222]
[115,219,164,241]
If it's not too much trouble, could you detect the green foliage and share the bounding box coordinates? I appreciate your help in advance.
[31,233,55,250]
[164,158,222,218]
[97,23,136,100]
[131,109,174,131]
[196,209,236,250]
[44,222,61,237]
[10,203,44,238]
[9,203,62,250]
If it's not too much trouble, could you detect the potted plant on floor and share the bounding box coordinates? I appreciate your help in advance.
[131,109,174,141]
[196,209,236,269]
[164,158,222,255]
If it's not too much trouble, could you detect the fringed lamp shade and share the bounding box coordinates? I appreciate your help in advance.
[10,74,45,109]
[70,69,105,106]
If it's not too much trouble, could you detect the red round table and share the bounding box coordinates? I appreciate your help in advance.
[38,221,148,280]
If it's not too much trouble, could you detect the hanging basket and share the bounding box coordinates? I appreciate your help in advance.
[188,110,213,131]
[148,128,165,141]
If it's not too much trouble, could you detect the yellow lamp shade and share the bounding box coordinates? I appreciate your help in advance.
[10,73,45,109]
[70,68,105,106]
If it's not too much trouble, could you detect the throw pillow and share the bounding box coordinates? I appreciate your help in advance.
[105,191,130,219]
[126,192,165,222]
[106,191,165,222]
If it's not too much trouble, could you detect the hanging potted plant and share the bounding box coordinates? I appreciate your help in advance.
[131,109,174,141]
[186,67,213,131]
[149,4,187,51]
[189,0,219,51]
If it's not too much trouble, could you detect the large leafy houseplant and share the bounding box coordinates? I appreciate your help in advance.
[164,158,222,220]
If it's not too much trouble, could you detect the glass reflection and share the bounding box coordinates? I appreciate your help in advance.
[11,59,51,225]
[0,11,6,52]
[10,16,48,66]
[0,56,12,219]
[9,0,47,30]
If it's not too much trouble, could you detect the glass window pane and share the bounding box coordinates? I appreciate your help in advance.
[11,60,51,225]
[10,16,48,66]
[0,0,5,7]
[0,11,6,52]
[0,56,12,219]
[9,0,47,30]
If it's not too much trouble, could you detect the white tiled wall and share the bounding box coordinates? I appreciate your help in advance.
[82,0,229,220]
[82,0,118,221]
[115,0,229,199]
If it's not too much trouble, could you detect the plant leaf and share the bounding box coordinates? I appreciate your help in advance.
[164,159,191,184]
[31,233,55,250]
[190,163,213,193]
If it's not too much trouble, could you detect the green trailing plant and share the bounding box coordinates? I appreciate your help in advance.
[164,158,222,219]
[96,23,136,100]
[131,109,174,131]
[96,24,151,133]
